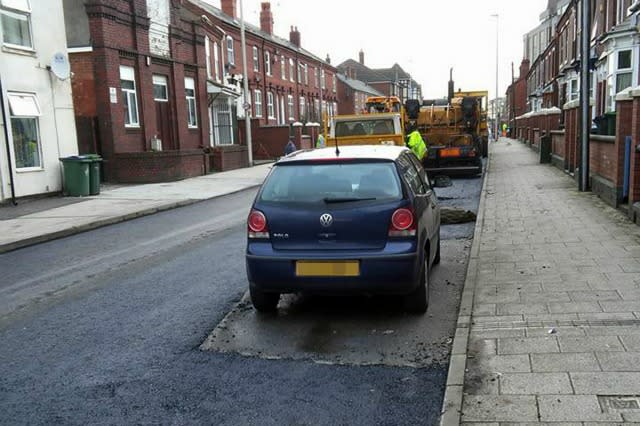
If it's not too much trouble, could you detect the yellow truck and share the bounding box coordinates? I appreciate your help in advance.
[405,89,488,176]
[324,96,406,148]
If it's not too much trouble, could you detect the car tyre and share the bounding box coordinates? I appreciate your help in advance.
[250,286,280,313]
[434,234,441,265]
[403,257,429,314]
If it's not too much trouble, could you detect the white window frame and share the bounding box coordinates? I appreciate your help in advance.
[297,61,303,84]
[332,73,336,93]
[267,92,275,119]
[252,46,259,72]
[7,91,42,170]
[265,51,271,76]
[185,77,198,128]
[304,64,308,85]
[280,55,286,80]
[213,41,221,82]
[287,94,294,121]
[205,36,212,78]
[289,58,295,82]
[254,89,263,118]
[152,74,168,101]
[321,69,326,89]
[299,96,305,118]
[0,0,33,51]
[226,36,235,66]
[120,65,139,128]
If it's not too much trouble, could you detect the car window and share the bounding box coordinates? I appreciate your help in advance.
[407,154,431,190]
[397,154,426,195]
[259,162,403,203]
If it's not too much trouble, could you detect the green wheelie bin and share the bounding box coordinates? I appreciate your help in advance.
[60,156,91,196]
[84,154,102,195]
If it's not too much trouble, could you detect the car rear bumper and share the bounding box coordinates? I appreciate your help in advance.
[246,242,421,295]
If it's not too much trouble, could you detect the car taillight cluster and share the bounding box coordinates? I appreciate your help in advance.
[389,208,416,237]
[248,210,269,239]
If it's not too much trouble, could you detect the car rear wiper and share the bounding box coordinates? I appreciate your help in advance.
[323,197,377,203]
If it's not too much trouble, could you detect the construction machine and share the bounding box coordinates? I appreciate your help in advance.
[324,96,406,147]
[405,71,488,176]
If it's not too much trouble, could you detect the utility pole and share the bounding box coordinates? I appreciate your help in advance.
[511,61,516,135]
[239,0,253,166]
[580,0,591,191]
[491,14,499,141]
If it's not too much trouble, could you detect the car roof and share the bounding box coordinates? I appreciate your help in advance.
[277,145,409,164]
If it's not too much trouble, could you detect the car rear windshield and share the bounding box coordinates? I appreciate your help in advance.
[259,161,403,204]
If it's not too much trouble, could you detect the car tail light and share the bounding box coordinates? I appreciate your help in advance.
[248,210,269,239]
[389,208,416,237]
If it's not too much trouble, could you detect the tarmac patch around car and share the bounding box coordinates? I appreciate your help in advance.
[200,240,469,368]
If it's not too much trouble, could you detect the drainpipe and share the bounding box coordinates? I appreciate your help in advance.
[0,74,17,205]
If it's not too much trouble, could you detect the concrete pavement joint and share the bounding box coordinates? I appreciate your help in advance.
[440,149,491,426]
[0,185,260,254]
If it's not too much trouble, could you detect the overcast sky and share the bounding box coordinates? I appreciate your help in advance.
[208,0,548,100]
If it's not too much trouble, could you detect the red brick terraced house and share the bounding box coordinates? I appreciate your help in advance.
[336,73,383,115]
[62,0,338,183]
[515,0,640,222]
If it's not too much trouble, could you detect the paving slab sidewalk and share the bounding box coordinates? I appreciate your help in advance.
[0,163,272,253]
[441,139,640,424]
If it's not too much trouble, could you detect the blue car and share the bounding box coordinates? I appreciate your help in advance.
[246,145,441,313]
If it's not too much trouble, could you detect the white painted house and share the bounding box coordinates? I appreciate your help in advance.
[0,0,78,203]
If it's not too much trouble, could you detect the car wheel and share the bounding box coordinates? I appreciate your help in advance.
[434,234,441,265]
[250,286,280,313]
[403,256,429,314]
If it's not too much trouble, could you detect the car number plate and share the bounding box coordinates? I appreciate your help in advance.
[295,260,360,277]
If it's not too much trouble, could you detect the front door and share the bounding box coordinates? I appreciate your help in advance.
[152,75,174,150]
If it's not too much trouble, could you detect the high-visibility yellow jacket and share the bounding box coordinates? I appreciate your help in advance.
[407,130,427,160]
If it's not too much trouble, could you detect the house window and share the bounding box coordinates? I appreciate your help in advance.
[252,46,259,72]
[254,89,262,117]
[120,65,139,127]
[265,51,271,76]
[211,97,234,145]
[332,74,336,93]
[314,99,320,120]
[205,36,212,78]
[267,92,275,119]
[281,55,286,80]
[213,41,220,82]
[299,96,305,118]
[7,92,41,169]
[289,58,294,82]
[298,62,303,83]
[616,49,632,94]
[1,0,32,50]
[304,64,308,85]
[226,36,235,66]
[287,94,294,121]
[185,77,197,128]
[315,67,319,88]
[321,69,326,89]
[152,75,168,101]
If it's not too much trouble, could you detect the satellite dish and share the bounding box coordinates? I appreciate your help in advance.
[50,52,71,80]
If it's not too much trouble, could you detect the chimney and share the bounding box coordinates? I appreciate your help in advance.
[325,54,331,64]
[289,26,300,47]
[260,2,273,35]
[358,49,364,65]
[519,59,530,79]
[221,0,237,19]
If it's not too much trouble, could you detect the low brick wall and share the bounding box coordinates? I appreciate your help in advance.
[108,150,206,183]
[210,145,249,172]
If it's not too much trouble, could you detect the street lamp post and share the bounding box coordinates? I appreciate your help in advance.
[491,13,499,141]
[239,0,253,166]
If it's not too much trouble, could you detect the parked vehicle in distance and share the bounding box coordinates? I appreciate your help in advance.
[245,145,441,314]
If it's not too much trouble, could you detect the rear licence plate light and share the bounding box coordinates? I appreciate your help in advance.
[440,147,462,158]
[295,260,360,277]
